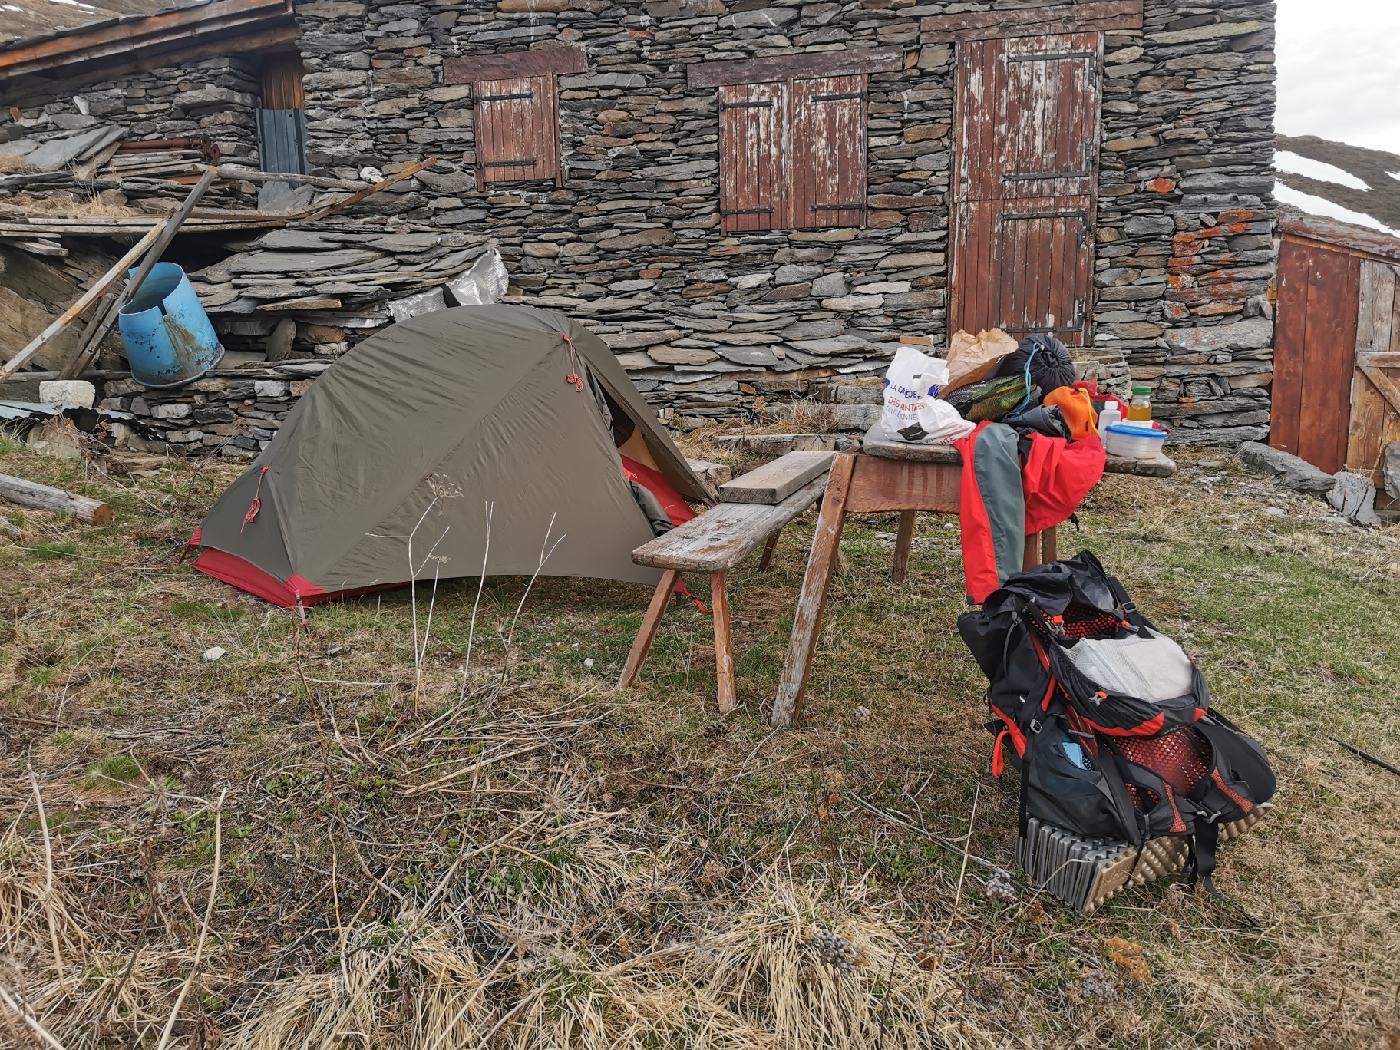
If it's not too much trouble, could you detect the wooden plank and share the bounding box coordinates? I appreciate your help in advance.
[1357,261,1397,353]
[443,45,587,84]
[920,1,1142,41]
[632,478,826,572]
[1271,236,1311,456]
[1281,213,1400,266]
[306,157,436,221]
[711,572,737,714]
[859,425,1175,476]
[847,456,961,514]
[0,473,112,524]
[616,569,679,690]
[1023,531,1044,571]
[0,221,166,388]
[719,450,836,505]
[771,454,856,728]
[1296,246,1359,472]
[0,0,292,74]
[689,46,903,89]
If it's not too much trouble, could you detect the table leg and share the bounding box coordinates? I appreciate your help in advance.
[1023,531,1043,572]
[617,569,679,689]
[1043,524,1058,563]
[771,455,856,728]
[892,510,916,582]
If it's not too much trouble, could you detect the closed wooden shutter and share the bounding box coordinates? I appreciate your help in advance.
[717,81,787,233]
[257,52,307,176]
[473,74,560,189]
[791,74,866,230]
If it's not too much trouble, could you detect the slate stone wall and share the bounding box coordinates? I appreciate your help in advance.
[8,58,261,170]
[292,0,1277,443]
[3,1,1280,449]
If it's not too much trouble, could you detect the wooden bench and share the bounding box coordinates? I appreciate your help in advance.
[617,451,834,712]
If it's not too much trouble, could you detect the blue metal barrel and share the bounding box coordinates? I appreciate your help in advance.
[118,262,224,388]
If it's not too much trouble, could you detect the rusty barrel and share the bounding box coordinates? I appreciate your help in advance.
[118,263,224,388]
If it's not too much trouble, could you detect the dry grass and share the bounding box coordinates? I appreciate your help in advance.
[0,190,138,217]
[0,153,33,174]
[0,436,1397,1048]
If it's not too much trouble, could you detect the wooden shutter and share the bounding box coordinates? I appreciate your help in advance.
[473,74,560,189]
[257,52,307,176]
[791,74,867,230]
[718,81,787,233]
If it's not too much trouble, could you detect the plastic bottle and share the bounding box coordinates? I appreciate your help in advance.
[1127,386,1154,423]
[1099,401,1121,433]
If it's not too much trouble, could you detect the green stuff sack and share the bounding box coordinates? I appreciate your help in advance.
[944,373,1029,422]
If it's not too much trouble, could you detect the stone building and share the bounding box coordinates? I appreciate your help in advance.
[0,0,1279,448]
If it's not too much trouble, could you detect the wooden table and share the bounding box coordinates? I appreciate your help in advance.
[768,424,1176,727]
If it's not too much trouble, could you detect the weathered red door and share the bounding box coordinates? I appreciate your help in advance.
[951,33,1101,346]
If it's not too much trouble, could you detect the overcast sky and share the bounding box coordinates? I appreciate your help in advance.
[1276,0,1400,153]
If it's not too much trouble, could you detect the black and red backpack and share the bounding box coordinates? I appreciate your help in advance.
[958,551,1276,893]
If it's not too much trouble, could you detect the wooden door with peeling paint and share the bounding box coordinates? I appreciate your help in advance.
[951,33,1101,346]
[1274,227,1400,498]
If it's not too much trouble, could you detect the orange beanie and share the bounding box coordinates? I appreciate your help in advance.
[1044,386,1100,442]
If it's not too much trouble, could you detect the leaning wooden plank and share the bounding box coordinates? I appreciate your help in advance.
[719,450,836,506]
[0,220,166,388]
[306,157,437,221]
[771,455,857,728]
[61,167,216,379]
[0,474,113,524]
[632,478,827,573]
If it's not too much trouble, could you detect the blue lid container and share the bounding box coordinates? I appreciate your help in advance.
[1104,423,1167,440]
[118,262,224,389]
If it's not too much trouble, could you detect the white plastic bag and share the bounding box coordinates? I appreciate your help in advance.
[881,346,975,444]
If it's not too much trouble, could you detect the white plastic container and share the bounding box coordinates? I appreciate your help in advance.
[1103,422,1167,460]
[1098,402,1121,432]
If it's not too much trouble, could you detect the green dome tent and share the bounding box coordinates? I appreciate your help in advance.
[188,306,708,609]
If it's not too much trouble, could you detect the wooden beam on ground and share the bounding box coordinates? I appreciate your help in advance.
[61,166,216,379]
[0,473,113,524]
[0,220,166,389]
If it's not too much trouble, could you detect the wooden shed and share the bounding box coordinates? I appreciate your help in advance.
[1272,212,1400,505]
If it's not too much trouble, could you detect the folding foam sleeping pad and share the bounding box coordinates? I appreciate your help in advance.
[188,305,709,608]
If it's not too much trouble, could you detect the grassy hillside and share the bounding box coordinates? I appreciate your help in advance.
[1,436,1397,1048]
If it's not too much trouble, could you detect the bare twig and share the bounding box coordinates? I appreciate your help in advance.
[462,499,494,690]
[0,983,66,1050]
[153,789,226,1050]
[27,768,64,987]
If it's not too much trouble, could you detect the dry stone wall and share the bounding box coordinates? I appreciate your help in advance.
[7,58,261,171]
[294,0,1277,443]
[2,1,1279,450]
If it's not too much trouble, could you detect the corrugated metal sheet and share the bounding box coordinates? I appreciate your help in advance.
[0,0,214,51]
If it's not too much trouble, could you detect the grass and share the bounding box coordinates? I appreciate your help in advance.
[0,439,1397,1048]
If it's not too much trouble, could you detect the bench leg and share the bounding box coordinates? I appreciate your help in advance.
[617,569,679,690]
[1043,524,1058,563]
[892,511,916,582]
[758,528,782,573]
[711,571,737,714]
